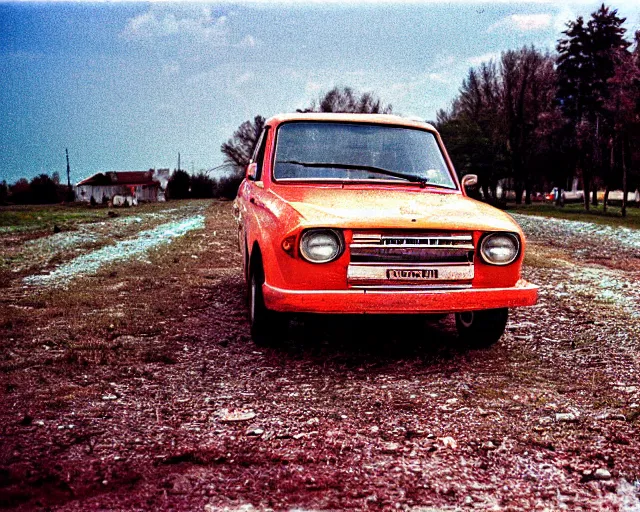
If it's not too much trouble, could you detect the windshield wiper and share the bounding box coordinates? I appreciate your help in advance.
[277,160,429,187]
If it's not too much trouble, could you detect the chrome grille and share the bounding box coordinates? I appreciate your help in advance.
[350,232,474,264]
[380,235,473,247]
[348,231,475,289]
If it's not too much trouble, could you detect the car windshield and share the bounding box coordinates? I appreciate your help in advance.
[273,121,456,189]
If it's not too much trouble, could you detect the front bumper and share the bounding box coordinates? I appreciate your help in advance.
[263,280,538,314]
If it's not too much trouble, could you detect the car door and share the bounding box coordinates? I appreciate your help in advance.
[236,127,270,278]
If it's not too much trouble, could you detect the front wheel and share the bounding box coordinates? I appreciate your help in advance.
[248,265,286,346]
[455,308,508,349]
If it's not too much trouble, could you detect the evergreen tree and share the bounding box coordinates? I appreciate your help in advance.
[556,4,631,210]
[167,169,191,199]
[556,16,591,122]
[190,172,215,198]
[29,174,59,204]
[588,5,631,114]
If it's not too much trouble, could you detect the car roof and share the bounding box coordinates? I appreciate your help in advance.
[266,112,437,132]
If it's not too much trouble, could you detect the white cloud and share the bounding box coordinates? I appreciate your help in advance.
[427,72,448,83]
[162,62,180,76]
[288,68,457,117]
[488,13,553,32]
[467,52,501,66]
[15,0,640,6]
[236,72,254,84]
[305,80,325,94]
[385,73,449,97]
[240,35,257,47]
[121,8,228,42]
[553,6,580,32]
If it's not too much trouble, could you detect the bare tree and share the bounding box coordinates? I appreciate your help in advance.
[603,47,640,216]
[440,49,556,204]
[221,88,391,178]
[442,61,507,203]
[220,115,266,175]
[501,47,557,204]
[299,87,392,114]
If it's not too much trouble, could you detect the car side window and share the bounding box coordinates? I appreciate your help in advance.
[251,128,269,180]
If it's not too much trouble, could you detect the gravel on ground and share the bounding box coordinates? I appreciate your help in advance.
[0,202,639,511]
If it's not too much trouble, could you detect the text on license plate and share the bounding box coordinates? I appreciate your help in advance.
[387,268,439,280]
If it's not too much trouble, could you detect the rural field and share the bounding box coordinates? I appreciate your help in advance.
[1,199,640,511]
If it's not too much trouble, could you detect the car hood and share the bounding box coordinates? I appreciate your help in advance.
[271,186,521,232]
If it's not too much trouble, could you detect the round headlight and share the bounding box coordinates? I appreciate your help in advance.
[300,229,343,263]
[480,233,520,265]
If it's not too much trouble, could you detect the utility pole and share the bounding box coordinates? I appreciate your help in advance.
[178,152,181,173]
[65,148,73,201]
[65,148,71,189]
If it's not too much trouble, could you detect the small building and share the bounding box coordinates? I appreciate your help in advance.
[75,170,167,205]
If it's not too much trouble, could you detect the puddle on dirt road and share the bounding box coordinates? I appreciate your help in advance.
[23,215,205,288]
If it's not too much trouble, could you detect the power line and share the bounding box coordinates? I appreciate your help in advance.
[205,162,236,174]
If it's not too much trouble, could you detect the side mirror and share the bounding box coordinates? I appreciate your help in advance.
[461,174,478,192]
[246,162,258,181]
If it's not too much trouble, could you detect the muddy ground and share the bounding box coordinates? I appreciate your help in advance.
[1,200,639,511]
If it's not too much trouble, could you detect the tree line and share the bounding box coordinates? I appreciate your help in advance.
[0,170,241,205]
[0,173,73,205]
[437,4,639,215]
[222,4,639,215]
[166,170,242,200]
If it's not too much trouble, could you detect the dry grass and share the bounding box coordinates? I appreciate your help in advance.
[508,202,640,230]
[0,200,211,286]
[524,242,574,269]
[0,199,239,370]
[0,200,204,233]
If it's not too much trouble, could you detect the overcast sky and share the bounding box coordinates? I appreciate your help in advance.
[1,0,639,184]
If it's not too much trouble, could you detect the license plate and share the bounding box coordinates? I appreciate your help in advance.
[387,268,439,280]
[347,264,474,283]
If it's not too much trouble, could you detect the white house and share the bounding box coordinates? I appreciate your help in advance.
[75,170,168,204]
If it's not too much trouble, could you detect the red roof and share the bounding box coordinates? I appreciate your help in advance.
[77,171,157,187]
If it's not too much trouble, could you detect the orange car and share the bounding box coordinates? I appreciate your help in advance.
[233,113,538,347]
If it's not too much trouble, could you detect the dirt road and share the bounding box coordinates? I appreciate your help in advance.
[1,201,639,511]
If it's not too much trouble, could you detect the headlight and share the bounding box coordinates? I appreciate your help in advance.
[300,229,343,263]
[480,233,520,265]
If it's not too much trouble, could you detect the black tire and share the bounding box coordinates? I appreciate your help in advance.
[455,308,508,349]
[243,242,250,307]
[248,262,286,347]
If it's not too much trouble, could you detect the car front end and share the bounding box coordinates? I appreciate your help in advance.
[258,190,537,315]
[236,112,538,346]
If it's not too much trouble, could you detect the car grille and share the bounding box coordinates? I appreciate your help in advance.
[347,231,475,289]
